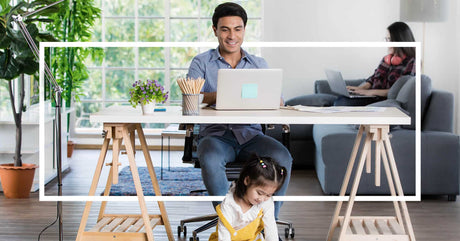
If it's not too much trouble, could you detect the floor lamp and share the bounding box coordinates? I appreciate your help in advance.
[13,0,65,240]
[400,0,449,73]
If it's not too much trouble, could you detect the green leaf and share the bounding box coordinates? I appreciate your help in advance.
[0,50,20,80]
[0,23,10,48]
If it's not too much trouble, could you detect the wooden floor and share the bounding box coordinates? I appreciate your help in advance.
[1,149,459,241]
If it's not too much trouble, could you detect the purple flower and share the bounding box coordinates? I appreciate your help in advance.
[143,91,146,95]
[141,86,144,91]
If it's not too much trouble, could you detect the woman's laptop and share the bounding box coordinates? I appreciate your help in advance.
[215,69,283,110]
[325,69,376,98]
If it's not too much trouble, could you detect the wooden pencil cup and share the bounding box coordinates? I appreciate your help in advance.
[182,93,200,115]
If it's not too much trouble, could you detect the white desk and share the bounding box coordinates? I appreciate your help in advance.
[90,105,409,125]
[85,105,415,241]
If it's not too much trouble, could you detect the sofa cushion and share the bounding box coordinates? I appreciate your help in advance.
[387,75,412,99]
[396,75,432,130]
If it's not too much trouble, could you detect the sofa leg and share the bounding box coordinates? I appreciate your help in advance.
[448,195,457,201]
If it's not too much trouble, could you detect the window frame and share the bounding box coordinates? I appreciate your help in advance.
[70,0,264,138]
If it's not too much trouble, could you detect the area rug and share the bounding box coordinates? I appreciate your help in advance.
[107,166,208,196]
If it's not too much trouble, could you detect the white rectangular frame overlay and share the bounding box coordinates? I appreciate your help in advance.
[39,41,421,202]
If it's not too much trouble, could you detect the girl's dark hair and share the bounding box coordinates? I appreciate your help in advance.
[212,2,248,28]
[234,155,287,200]
[387,22,416,58]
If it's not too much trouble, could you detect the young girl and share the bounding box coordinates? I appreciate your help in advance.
[209,156,287,241]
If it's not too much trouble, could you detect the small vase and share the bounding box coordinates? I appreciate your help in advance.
[141,102,156,115]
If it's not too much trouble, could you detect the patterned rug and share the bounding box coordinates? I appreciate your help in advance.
[107,166,208,196]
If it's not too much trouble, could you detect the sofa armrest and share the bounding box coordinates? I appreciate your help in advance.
[286,93,337,107]
[314,79,366,94]
[423,90,454,132]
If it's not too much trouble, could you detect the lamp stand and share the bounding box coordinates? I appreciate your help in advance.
[13,0,65,240]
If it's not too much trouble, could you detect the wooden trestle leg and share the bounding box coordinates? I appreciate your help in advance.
[327,125,416,241]
[76,123,174,241]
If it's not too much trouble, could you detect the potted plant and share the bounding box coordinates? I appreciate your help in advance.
[129,79,169,115]
[0,0,58,198]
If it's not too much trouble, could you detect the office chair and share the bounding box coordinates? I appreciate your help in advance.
[178,124,295,241]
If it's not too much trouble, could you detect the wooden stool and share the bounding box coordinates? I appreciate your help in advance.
[76,123,174,241]
[327,125,416,241]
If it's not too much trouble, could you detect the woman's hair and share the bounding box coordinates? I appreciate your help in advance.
[387,22,416,58]
[234,155,287,199]
[212,2,247,28]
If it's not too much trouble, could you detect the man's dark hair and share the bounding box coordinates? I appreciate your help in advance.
[212,2,247,28]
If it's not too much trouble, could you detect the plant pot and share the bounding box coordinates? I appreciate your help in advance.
[141,102,156,115]
[0,163,37,198]
[67,140,75,158]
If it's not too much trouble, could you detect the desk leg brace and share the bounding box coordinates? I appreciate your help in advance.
[76,123,174,241]
[326,125,416,241]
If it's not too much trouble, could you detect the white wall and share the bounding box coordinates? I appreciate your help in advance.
[262,0,459,133]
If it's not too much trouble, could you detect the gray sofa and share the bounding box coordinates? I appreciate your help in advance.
[278,75,460,200]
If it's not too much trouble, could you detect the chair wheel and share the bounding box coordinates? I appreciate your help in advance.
[189,237,199,241]
[285,227,295,238]
[177,225,187,237]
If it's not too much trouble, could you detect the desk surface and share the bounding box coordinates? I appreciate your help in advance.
[90,106,410,125]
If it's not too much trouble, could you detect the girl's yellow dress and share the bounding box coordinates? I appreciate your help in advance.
[209,204,264,241]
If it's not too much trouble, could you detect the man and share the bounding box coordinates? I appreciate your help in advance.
[187,2,292,219]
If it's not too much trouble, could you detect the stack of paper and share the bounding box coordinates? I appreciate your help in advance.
[282,105,386,113]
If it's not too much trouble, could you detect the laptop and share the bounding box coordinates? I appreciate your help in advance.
[215,69,283,110]
[325,69,376,98]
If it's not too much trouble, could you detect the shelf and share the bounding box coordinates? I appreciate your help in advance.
[336,216,409,241]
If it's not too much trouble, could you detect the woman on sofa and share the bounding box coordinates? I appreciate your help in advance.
[334,21,416,106]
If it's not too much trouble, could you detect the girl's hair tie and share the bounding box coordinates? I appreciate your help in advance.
[260,160,267,168]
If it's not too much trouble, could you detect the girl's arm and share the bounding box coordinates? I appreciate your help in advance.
[217,219,232,241]
[262,199,279,241]
[217,201,234,241]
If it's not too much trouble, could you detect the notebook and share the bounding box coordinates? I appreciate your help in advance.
[325,69,376,98]
[215,69,283,110]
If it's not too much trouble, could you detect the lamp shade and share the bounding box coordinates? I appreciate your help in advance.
[400,0,448,22]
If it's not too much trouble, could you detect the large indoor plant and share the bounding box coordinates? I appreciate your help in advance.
[0,0,58,198]
[46,0,102,157]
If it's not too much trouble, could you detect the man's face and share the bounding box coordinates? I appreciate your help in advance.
[213,16,245,55]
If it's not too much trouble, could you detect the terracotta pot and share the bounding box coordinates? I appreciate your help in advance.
[67,140,75,158]
[0,163,37,198]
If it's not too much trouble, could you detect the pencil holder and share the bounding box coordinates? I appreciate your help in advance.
[182,94,200,115]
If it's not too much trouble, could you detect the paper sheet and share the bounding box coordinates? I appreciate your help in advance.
[282,105,386,113]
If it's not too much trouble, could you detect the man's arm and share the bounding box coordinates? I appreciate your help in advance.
[187,56,219,104]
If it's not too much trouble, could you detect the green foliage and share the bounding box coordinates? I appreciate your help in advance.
[0,0,57,81]
[0,0,59,167]
[129,79,169,108]
[47,0,102,106]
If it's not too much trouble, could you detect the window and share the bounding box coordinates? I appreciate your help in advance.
[73,0,263,134]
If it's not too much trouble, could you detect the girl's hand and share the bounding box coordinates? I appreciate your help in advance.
[350,88,374,96]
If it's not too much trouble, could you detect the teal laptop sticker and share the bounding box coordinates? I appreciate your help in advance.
[241,83,258,99]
